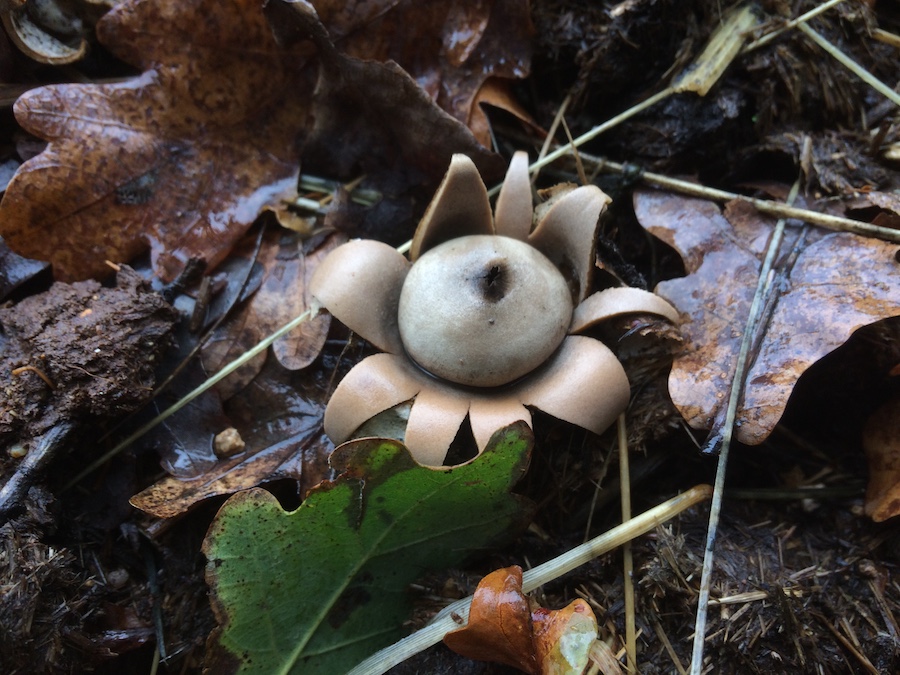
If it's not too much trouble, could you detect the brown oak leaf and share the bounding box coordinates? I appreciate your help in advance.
[200,228,340,399]
[0,0,313,282]
[307,0,534,146]
[1,0,523,282]
[635,190,900,446]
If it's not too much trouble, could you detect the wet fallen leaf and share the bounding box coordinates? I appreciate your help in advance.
[635,190,900,445]
[862,396,900,522]
[444,566,538,674]
[202,423,534,673]
[303,0,534,147]
[0,0,313,282]
[1,0,524,283]
[130,347,339,518]
[200,228,339,399]
[444,565,602,675]
[143,361,230,480]
[269,0,504,183]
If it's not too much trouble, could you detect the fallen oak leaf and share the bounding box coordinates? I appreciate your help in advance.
[269,0,504,183]
[2,0,514,282]
[202,422,535,673]
[635,190,900,445]
[0,0,313,282]
[306,0,534,146]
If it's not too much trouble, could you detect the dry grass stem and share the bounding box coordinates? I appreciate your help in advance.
[743,0,845,52]
[348,485,713,675]
[797,22,900,108]
[688,180,800,674]
[63,305,319,490]
[618,415,637,672]
[533,94,571,185]
[673,5,758,96]
[590,158,900,243]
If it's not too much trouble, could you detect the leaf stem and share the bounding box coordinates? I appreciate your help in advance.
[347,484,713,675]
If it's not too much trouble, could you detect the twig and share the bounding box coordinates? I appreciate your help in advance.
[0,423,75,521]
[811,613,881,675]
[688,180,800,674]
[588,158,900,243]
[486,88,675,198]
[654,619,688,675]
[347,485,713,675]
[618,414,636,673]
[533,94,571,185]
[797,22,900,108]
[742,0,845,52]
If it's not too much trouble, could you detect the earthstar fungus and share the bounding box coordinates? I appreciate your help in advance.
[311,152,679,466]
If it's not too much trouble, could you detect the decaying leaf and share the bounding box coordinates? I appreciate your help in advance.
[301,0,534,147]
[0,0,312,282]
[200,228,340,398]
[0,0,529,283]
[863,396,900,522]
[267,0,504,183]
[532,600,602,675]
[202,423,534,673]
[130,348,338,518]
[635,190,900,445]
[444,565,603,675]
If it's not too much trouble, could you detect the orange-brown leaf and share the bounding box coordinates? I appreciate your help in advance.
[444,565,603,674]
[443,565,539,674]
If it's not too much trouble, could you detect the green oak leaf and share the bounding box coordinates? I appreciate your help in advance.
[202,422,534,674]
